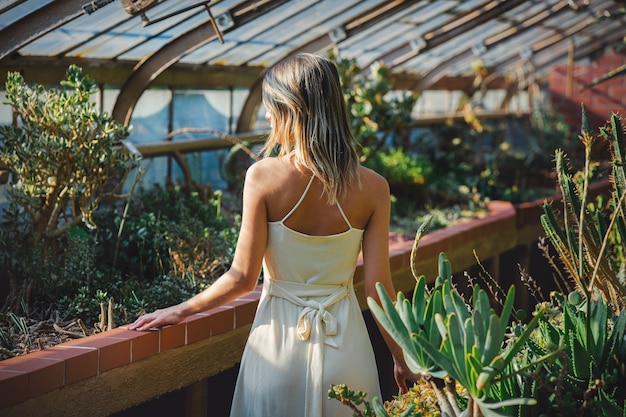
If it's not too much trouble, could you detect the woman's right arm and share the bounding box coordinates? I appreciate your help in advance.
[129,162,269,331]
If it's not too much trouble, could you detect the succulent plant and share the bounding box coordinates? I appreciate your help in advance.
[369,249,545,417]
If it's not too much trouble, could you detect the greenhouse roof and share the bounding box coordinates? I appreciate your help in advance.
[1,0,625,127]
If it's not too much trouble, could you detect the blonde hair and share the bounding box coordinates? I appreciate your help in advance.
[261,53,360,204]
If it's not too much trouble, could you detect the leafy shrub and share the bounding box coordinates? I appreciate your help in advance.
[93,184,237,283]
[0,65,138,242]
[1,182,237,333]
[0,182,237,328]
[328,49,418,164]
[363,147,432,204]
[0,66,237,337]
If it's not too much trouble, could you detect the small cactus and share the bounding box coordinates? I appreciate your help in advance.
[541,107,626,313]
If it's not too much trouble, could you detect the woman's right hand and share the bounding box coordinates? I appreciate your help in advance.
[128,304,185,331]
[393,357,420,394]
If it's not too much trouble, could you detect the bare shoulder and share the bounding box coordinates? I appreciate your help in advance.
[358,166,390,196]
[244,157,303,202]
[245,158,289,185]
[245,157,281,178]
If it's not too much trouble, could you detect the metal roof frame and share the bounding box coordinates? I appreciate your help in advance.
[0,0,624,129]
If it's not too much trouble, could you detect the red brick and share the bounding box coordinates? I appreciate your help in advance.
[388,246,408,271]
[160,322,185,352]
[0,370,28,407]
[205,306,234,336]
[185,313,212,345]
[596,54,626,68]
[112,329,160,362]
[62,334,132,373]
[412,233,443,260]
[591,92,622,105]
[0,353,64,398]
[47,346,98,384]
[228,298,259,328]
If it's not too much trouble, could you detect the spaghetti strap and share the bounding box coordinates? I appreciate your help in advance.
[280,176,315,223]
[281,176,353,230]
[336,203,353,229]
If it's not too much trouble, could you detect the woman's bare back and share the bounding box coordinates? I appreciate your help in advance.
[256,156,384,236]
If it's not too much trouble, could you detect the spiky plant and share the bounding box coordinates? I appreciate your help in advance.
[540,105,626,313]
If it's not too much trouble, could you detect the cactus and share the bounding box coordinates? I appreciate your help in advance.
[540,107,626,313]
[522,291,626,416]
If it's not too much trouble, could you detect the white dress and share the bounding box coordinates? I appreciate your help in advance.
[229,177,382,417]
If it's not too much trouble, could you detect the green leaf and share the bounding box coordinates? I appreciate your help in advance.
[436,253,452,288]
[569,330,591,378]
[434,313,448,340]
[367,285,411,353]
[596,386,626,417]
[468,351,484,384]
[368,283,433,375]
[411,275,427,327]
[445,313,470,387]
[396,292,420,336]
[499,285,515,332]
[426,291,444,346]
[412,332,455,380]
[589,299,607,361]
[481,314,502,365]
[606,310,626,360]
[473,309,486,353]
[501,306,545,365]
[371,396,389,417]
[478,396,537,409]
[474,285,492,327]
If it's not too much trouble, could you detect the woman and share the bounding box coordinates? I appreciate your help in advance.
[130,53,416,416]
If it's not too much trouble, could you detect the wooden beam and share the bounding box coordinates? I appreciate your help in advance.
[235,0,425,133]
[496,1,622,84]
[0,57,263,88]
[391,73,509,92]
[134,131,267,158]
[0,0,87,61]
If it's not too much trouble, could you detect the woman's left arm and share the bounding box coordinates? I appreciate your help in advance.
[361,174,419,393]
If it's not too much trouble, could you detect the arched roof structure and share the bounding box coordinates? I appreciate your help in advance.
[1,0,624,131]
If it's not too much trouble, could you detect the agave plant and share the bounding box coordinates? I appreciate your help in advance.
[370,253,546,417]
[367,215,548,417]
